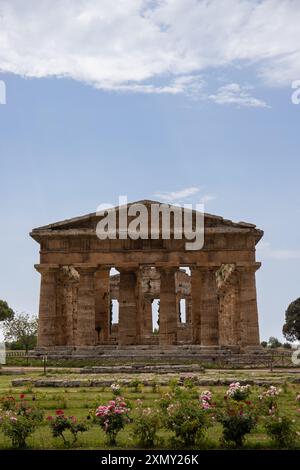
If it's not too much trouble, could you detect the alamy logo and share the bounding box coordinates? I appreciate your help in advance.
[0,341,6,365]
[292,347,300,365]
[0,80,6,105]
[96,196,205,251]
[291,80,300,105]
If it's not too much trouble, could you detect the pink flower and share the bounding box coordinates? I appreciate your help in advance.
[55,409,64,416]
[20,394,25,399]
[47,416,53,421]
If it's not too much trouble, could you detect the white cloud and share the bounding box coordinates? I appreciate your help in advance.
[0,0,299,96]
[153,187,216,207]
[199,194,216,204]
[257,241,300,260]
[153,187,201,202]
[208,83,269,108]
[103,74,204,95]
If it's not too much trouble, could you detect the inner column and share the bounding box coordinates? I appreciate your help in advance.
[94,266,110,344]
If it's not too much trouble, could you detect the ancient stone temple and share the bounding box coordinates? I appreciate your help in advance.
[30,200,263,354]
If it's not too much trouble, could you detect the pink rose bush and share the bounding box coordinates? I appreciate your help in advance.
[258,386,282,412]
[226,382,251,401]
[200,391,213,410]
[217,399,257,447]
[110,383,122,396]
[0,395,43,448]
[95,397,130,445]
[162,397,210,447]
[132,400,161,447]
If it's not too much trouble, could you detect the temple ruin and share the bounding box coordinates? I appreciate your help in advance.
[30,200,263,354]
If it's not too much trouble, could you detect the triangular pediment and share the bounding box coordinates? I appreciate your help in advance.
[30,199,263,243]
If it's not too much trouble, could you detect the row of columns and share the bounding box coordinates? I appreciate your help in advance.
[36,263,260,349]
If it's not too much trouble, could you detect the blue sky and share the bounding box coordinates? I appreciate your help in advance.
[1,0,300,342]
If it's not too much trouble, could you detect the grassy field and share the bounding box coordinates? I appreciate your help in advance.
[1,370,300,449]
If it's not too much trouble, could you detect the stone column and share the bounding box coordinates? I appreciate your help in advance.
[191,266,219,346]
[217,267,240,347]
[118,269,138,346]
[59,265,80,346]
[94,267,110,344]
[35,265,58,347]
[237,263,261,348]
[159,267,177,346]
[75,266,97,347]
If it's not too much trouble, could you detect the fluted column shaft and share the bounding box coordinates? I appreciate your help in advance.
[35,265,58,347]
[237,264,261,347]
[159,267,177,346]
[191,266,219,346]
[75,266,97,346]
[118,269,138,346]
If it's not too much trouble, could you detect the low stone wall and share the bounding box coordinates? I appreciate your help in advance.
[11,375,300,388]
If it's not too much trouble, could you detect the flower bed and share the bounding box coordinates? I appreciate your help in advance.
[0,379,300,449]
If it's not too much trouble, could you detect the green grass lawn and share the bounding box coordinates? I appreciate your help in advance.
[0,372,300,449]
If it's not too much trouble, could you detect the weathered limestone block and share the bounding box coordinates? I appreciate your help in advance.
[159,267,178,346]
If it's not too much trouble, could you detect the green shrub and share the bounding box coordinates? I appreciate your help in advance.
[47,410,89,446]
[264,413,298,448]
[0,412,37,448]
[0,394,43,448]
[132,400,161,447]
[163,399,209,447]
[217,400,257,447]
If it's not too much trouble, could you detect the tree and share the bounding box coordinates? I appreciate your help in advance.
[283,298,300,342]
[3,313,38,353]
[268,336,282,349]
[261,341,268,348]
[0,300,14,322]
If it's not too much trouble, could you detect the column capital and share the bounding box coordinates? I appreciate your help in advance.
[116,266,139,274]
[60,265,80,282]
[95,264,112,272]
[235,262,261,273]
[74,264,98,274]
[35,264,59,274]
